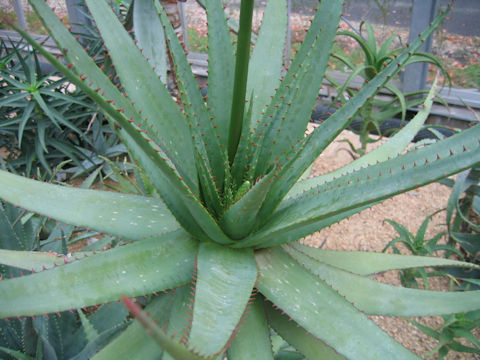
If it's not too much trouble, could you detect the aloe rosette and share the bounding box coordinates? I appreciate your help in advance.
[0,0,479,359]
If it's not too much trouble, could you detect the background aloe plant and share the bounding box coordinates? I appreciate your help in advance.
[328,20,449,156]
[0,199,128,359]
[0,0,480,359]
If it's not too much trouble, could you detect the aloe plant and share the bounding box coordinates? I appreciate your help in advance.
[330,20,449,156]
[1,0,480,359]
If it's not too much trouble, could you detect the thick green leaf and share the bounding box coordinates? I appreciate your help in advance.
[246,0,287,130]
[206,0,235,144]
[134,0,167,82]
[0,249,70,272]
[85,0,197,190]
[156,0,227,193]
[0,347,34,360]
[220,172,275,239]
[265,302,345,360]
[256,247,419,359]
[227,297,274,360]
[293,77,437,189]
[9,12,216,242]
[0,170,179,240]
[254,4,453,220]
[0,230,197,318]
[244,124,480,248]
[188,242,257,356]
[286,246,480,316]
[253,0,343,173]
[162,286,193,360]
[288,243,479,275]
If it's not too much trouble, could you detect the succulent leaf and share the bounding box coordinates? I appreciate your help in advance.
[220,172,275,239]
[0,170,179,239]
[286,246,480,316]
[265,302,345,360]
[256,3,453,218]
[0,230,197,318]
[243,123,480,248]
[246,0,287,131]
[156,0,227,193]
[253,0,343,173]
[188,242,257,356]
[84,0,197,190]
[227,297,274,360]
[288,242,480,275]
[256,247,419,359]
[292,76,438,188]
[205,0,235,144]
[133,0,168,82]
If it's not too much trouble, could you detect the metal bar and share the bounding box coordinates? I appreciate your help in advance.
[11,0,27,30]
[65,0,92,36]
[402,0,438,93]
[179,1,189,51]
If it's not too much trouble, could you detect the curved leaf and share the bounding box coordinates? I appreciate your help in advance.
[286,246,480,316]
[0,230,197,318]
[133,0,167,82]
[188,242,257,356]
[292,76,437,189]
[84,0,197,190]
[0,170,179,240]
[265,301,344,360]
[227,297,274,360]
[243,123,480,248]
[256,247,419,359]
[288,243,479,275]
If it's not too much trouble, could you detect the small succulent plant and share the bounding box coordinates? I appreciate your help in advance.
[329,20,448,156]
[0,0,479,359]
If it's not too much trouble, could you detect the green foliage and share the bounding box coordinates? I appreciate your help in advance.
[0,39,127,178]
[330,20,449,156]
[451,63,480,89]
[382,215,460,289]
[443,164,480,290]
[409,310,480,359]
[1,0,480,359]
[187,27,208,53]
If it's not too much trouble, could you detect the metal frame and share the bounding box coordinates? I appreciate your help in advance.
[403,0,438,94]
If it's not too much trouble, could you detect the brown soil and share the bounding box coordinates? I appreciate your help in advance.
[303,127,479,359]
